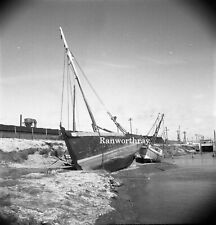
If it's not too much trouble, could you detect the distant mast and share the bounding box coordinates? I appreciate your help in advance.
[214,130,216,153]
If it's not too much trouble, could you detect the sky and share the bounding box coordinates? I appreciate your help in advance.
[0,0,215,140]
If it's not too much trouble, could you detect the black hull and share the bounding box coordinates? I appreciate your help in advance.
[60,126,143,171]
[92,153,135,172]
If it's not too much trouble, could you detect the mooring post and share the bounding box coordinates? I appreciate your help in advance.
[20,114,22,127]
[31,127,34,140]
[45,129,48,139]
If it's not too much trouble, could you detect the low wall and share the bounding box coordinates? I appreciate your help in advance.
[0,124,61,140]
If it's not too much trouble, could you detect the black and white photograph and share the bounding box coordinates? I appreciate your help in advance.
[0,0,215,224]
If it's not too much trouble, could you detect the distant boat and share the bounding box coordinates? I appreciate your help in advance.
[138,144,163,162]
[59,27,148,171]
[200,139,214,152]
[136,113,164,163]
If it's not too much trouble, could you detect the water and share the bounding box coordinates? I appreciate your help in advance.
[140,153,216,224]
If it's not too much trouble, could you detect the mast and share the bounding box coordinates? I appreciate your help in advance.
[177,125,181,143]
[129,118,132,134]
[214,130,216,153]
[59,27,98,132]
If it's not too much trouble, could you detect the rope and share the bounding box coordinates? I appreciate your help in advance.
[68,62,75,130]
[69,52,125,133]
[75,88,80,130]
[68,65,74,110]
[67,60,70,130]
[73,57,108,111]
[60,52,66,124]
[147,114,159,136]
[161,116,165,138]
[60,52,77,130]
[73,57,126,133]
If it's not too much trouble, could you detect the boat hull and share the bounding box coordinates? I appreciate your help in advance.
[138,145,163,162]
[79,143,140,171]
[200,140,214,152]
[60,126,143,171]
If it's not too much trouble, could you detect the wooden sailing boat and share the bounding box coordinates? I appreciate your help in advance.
[137,113,164,162]
[59,27,146,171]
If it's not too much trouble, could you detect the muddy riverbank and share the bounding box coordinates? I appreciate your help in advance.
[1,138,215,224]
[0,167,118,225]
[0,138,118,225]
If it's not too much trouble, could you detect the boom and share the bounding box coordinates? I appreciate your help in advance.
[151,113,164,144]
[107,112,128,134]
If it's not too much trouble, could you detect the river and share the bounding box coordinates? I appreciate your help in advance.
[96,152,216,224]
[139,153,216,223]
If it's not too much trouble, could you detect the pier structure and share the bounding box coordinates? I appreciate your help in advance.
[164,127,169,143]
[177,126,181,143]
[128,118,133,134]
[183,131,187,144]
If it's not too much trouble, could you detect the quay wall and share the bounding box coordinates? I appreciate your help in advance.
[0,124,61,140]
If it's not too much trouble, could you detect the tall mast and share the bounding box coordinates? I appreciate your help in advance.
[214,130,216,153]
[59,27,98,132]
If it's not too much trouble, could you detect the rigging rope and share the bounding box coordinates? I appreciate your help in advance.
[73,56,128,133]
[68,60,75,130]
[161,116,165,139]
[65,50,126,133]
[60,51,66,124]
[66,60,71,130]
[75,87,80,131]
[73,57,108,112]
[73,56,130,134]
[146,113,160,136]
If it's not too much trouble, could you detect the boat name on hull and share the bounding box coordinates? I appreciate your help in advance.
[99,136,149,145]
